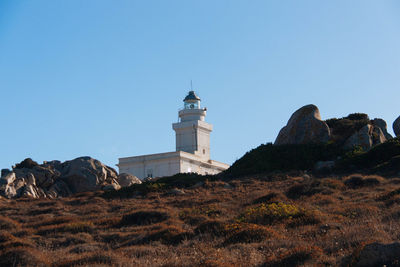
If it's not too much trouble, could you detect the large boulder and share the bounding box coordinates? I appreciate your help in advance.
[117,173,142,187]
[59,157,118,193]
[275,104,331,145]
[352,242,400,267]
[394,116,400,137]
[373,118,393,140]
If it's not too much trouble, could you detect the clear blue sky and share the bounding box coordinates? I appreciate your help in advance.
[1,1,399,170]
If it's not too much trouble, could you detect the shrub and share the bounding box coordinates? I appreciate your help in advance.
[223,223,278,244]
[0,216,21,231]
[326,114,370,145]
[194,220,227,237]
[225,143,344,177]
[238,202,305,225]
[120,211,169,226]
[344,175,382,189]
[138,226,192,245]
[252,192,286,204]
[264,246,323,267]
[285,182,325,199]
[0,247,50,267]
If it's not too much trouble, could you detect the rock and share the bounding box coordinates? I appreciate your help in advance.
[117,173,142,187]
[394,116,400,137]
[344,124,373,150]
[275,104,331,145]
[168,188,185,195]
[14,158,39,169]
[353,242,400,267]
[59,157,118,193]
[47,180,71,198]
[0,172,15,185]
[1,184,17,198]
[373,118,393,140]
[344,124,388,150]
[103,183,121,191]
[0,156,119,198]
[314,161,335,171]
[223,183,233,189]
[372,126,387,145]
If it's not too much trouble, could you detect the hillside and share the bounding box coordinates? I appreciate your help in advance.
[1,173,400,266]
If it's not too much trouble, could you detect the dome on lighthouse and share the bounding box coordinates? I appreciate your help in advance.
[183,91,201,102]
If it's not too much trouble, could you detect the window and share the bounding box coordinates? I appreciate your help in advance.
[147,169,153,178]
[203,149,206,154]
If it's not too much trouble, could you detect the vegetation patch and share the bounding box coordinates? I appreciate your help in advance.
[120,210,169,226]
[225,143,344,177]
[194,220,227,237]
[238,202,308,225]
[344,175,383,189]
[0,247,50,267]
[223,223,278,245]
[264,246,323,267]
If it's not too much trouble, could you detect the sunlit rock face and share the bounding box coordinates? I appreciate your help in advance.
[274,104,331,145]
[0,157,121,199]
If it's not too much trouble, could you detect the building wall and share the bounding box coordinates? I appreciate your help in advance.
[180,158,223,175]
[119,157,181,180]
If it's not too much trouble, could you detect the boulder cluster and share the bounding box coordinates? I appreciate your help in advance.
[0,157,141,199]
[275,104,399,150]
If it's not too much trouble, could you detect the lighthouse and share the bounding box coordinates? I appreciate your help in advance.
[117,90,229,180]
[173,91,212,159]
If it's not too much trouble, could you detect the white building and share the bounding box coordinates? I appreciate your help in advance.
[117,91,230,180]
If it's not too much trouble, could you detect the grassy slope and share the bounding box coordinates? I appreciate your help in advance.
[1,174,400,266]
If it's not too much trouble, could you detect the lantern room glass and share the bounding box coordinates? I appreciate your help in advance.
[184,100,200,109]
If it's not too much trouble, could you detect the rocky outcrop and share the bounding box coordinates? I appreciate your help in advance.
[343,123,389,150]
[0,157,122,199]
[352,242,400,267]
[59,157,118,193]
[118,173,142,187]
[394,116,400,137]
[275,105,331,145]
[373,118,393,140]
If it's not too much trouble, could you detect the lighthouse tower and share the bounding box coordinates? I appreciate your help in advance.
[117,90,229,180]
[172,91,212,159]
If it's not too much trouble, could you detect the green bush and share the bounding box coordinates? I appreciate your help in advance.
[225,143,344,177]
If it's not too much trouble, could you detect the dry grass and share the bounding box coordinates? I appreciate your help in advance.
[0,174,399,266]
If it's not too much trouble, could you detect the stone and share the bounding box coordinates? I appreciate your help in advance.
[59,157,118,193]
[4,185,17,198]
[353,242,400,267]
[274,104,331,145]
[0,172,16,185]
[47,180,71,198]
[0,156,119,198]
[314,161,335,171]
[223,183,233,189]
[344,124,388,150]
[117,173,142,187]
[373,118,393,140]
[372,126,387,145]
[344,124,373,150]
[103,183,121,191]
[394,116,400,137]
[168,188,185,195]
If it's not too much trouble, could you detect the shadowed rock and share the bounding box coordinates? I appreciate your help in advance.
[352,242,400,267]
[394,116,400,137]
